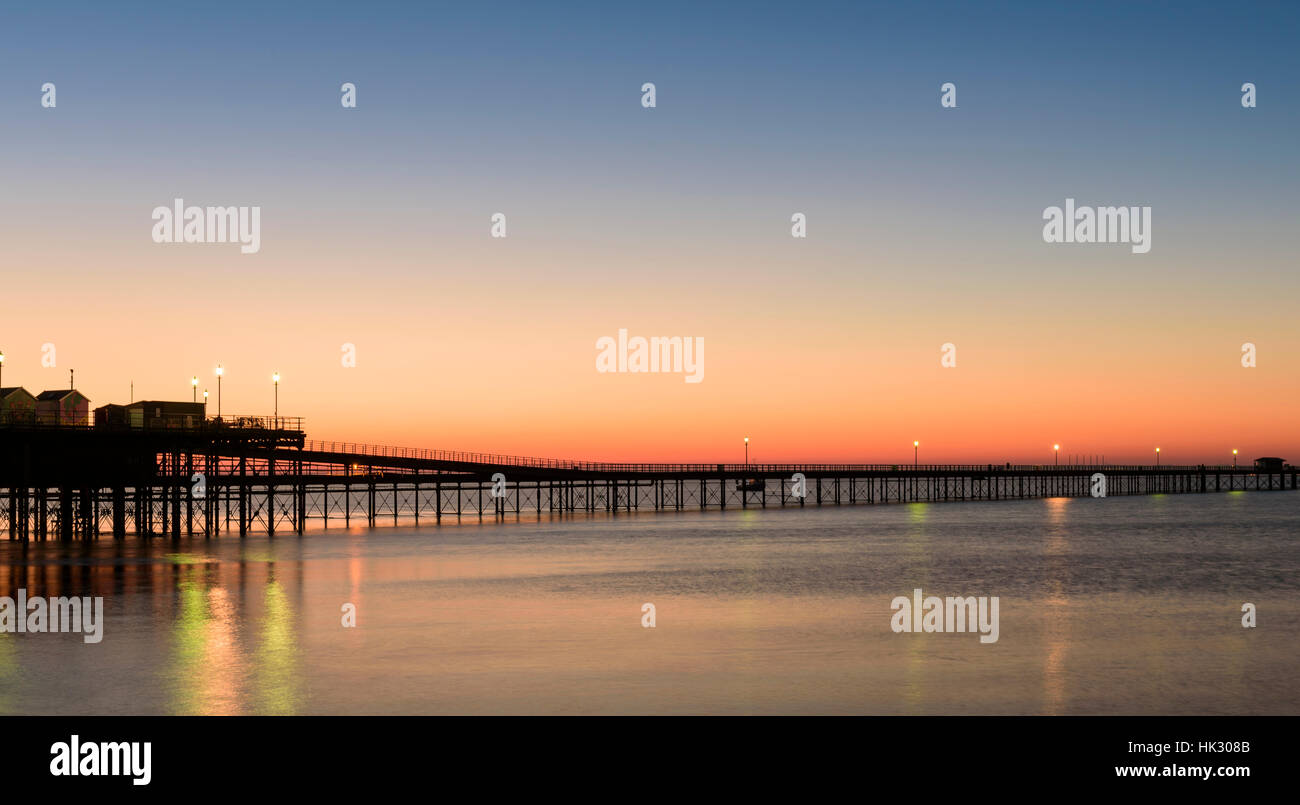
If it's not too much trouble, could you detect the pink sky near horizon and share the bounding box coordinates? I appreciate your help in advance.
[2,235,1295,466]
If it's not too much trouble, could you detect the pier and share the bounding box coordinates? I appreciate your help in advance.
[1,419,1295,539]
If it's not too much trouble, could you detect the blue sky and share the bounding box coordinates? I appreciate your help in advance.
[0,1,1296,460]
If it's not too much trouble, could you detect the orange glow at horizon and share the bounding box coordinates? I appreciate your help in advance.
[2,234,1296,466]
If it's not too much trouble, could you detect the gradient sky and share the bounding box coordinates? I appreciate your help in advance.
[1,1,1297,463]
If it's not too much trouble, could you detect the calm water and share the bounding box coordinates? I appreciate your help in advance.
[1,491,1297,715]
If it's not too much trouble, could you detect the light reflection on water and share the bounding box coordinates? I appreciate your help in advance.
[0,492,1296,715]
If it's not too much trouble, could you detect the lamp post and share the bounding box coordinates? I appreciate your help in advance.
[913,440,919,468]
[1232,448,1238,468]
[1053,444,1060,466]
[192,375,198,403]
[744,436,749,466]
[215,364,223,418]
[203,389,209,418]
[1155,447,1160,467]
[273,371,280,425]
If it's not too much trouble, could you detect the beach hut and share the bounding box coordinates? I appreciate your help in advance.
[93,403,129,428]
[0,387,38,424]
[36,389,91,426]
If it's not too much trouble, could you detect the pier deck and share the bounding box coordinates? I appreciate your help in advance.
[1,423,1295,538]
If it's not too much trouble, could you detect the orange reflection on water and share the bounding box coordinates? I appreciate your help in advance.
[1041,497,1070,714]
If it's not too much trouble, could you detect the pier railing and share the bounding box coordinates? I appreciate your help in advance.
[0,412,303,432]
[207,415,303,432]
[301,440,1282,474]
[0,410,90,427]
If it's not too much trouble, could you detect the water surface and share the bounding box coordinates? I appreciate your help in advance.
[1,491,1296,714]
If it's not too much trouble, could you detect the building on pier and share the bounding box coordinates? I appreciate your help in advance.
[92,403,128,428]
[35,389,90,426]
[124,400,206,430]
[0,387,38,425]
[95,401,206,430]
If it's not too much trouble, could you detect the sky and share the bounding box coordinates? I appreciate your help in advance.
[0,1,1297,464]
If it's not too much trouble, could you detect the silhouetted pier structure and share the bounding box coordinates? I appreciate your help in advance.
[1,419,1296,539]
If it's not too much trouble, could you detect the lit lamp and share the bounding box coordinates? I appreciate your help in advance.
[1232,448,1238,468]
[1155,447,1160,467]
[191,375,198,402]
[273,371,280,423]
[914,440,919,467]
[1053,444,1060,466]
[215,364,224,418]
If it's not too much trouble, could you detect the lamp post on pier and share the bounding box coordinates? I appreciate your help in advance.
[215,364,223,419]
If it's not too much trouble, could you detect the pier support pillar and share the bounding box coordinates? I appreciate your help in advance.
[267,456,276,537]
[238,455,248,537]
[112,487,126,537]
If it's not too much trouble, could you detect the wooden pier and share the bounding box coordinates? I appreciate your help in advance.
[1,421,1295,539]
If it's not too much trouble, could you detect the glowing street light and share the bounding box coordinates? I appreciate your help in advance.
[273,371,280,423]
[1233,448,1238,468]
[191,375,198,402]
[913,440,919,468]
[744,436,749,466]
[1053,444,1060,466]
[215,364,224,418]
[1155,447,1161,467]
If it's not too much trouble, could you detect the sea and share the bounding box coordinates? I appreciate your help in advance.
[0,491,1296,715]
